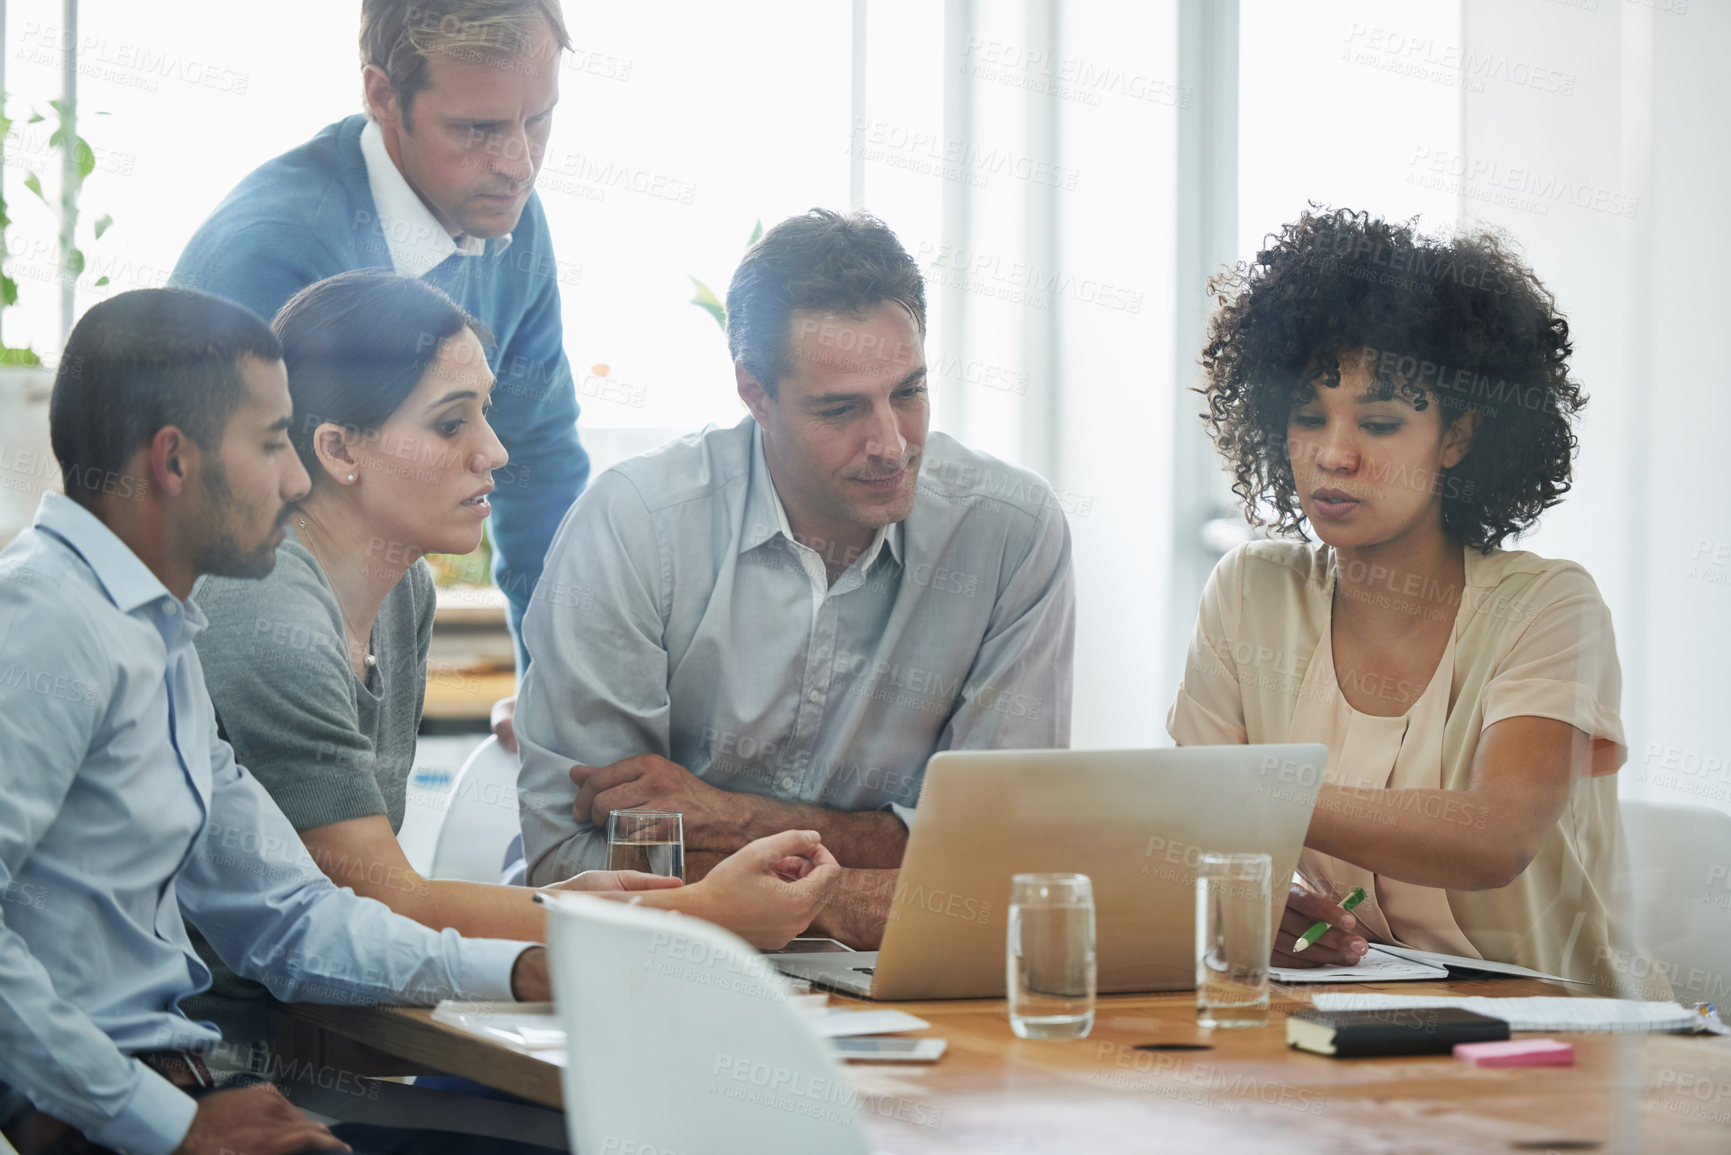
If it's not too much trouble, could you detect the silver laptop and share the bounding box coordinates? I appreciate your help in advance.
[768,745,1325,1000]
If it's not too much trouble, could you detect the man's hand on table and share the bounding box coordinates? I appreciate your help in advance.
[173,1083,348,1154]
[807,868,898,950]
[570,754,744,845]
[1272,884,1368,968]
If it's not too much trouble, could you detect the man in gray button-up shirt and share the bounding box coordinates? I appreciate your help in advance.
[516,209,1075,944]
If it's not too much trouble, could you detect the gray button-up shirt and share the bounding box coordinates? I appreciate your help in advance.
[517,417,1075,883]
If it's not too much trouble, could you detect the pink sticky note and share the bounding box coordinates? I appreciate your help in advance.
[1453,1039,1575,1068]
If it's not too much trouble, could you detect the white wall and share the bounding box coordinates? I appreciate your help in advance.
[1238,0,1462,259]
[1622,0,1731,819]
[1458,0,1728,1014]
[1460,0,1731,821]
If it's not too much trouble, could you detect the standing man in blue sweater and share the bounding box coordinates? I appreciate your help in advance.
[172,0,583,743]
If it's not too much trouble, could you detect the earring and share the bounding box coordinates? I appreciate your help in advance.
[346,474,356,483]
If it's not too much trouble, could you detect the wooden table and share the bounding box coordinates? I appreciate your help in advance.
[286,980,1731,1153]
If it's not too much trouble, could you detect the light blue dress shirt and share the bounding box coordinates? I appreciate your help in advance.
[516,418,1076,883]
[0,494,531,1155]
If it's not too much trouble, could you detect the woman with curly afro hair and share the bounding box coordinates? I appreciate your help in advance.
[1168,207,1658,995]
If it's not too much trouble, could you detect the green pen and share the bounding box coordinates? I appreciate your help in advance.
[1290,886,1366,954]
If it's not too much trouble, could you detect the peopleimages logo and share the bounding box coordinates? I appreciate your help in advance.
[959,36,1192,109]
[1090,1042,1326,1114]
[849,119,1082,191]
[893,880,994,925]
[1343,25,1578,97]
[0,664,102,707]
[18,22,250,94]
[916,241,1142,316]
[1408,147,1640,220]
[709,1055,944,1129]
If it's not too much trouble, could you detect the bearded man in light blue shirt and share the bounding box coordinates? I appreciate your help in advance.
[0,289,555,1155]
[516,210,1076,945]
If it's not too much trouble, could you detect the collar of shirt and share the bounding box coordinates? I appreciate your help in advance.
[33,492,205,646]
[359,118,512,279]
[740,422,903,576]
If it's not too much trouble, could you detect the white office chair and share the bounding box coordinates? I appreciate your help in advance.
[1617,798,1731,1005]
[546,896,870,1155]
[427,735,523,883]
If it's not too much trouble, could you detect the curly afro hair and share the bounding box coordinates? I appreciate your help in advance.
[1199,206,1585,551]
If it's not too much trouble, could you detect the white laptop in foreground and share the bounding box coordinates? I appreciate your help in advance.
[768,744,1325,1000]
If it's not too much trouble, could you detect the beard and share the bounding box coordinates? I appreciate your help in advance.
[194,461,289,580]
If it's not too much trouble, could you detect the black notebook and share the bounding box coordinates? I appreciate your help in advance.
[1286,1007,1510,1057]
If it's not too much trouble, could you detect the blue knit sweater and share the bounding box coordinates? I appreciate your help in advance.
[170,114,588,653]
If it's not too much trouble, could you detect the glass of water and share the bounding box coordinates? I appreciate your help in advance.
[606,809,685,881]
[1195,852,1272,1028]
[1007,873,1096,1040]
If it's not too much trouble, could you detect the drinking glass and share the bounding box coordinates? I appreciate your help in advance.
[1195,852,1272,1028]
[606,809,685,881]
[1006,873,1097,1040]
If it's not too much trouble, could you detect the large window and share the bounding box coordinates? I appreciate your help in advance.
[2,1,364,356]
[12,0,855,443]
[13,1,1725,793]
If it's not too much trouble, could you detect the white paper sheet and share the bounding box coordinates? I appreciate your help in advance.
[1270,945,1450,983]
[1370,944,1588,985]
[803,1008,933,1038]
[429,1001,563,1051]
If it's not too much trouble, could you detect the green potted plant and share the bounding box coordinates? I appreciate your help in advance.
[687,220,761,331]
[0,94,112,540]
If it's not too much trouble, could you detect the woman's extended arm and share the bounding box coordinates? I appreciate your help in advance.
[1303,715,1617,890]
[297,814,659,939]
[297,818,842,948]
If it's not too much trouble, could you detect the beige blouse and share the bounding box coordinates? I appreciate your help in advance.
[1168,540,1660,996]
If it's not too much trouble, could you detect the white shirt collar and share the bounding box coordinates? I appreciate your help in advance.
[751,423,902,576]
[359,118,511,279]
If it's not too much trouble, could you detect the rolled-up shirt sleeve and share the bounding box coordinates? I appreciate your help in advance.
[516,471,672,884]
[180,717,530,1007]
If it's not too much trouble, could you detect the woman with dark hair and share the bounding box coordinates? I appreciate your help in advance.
[187,269,839,1042]
[1170,208,1655,993]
